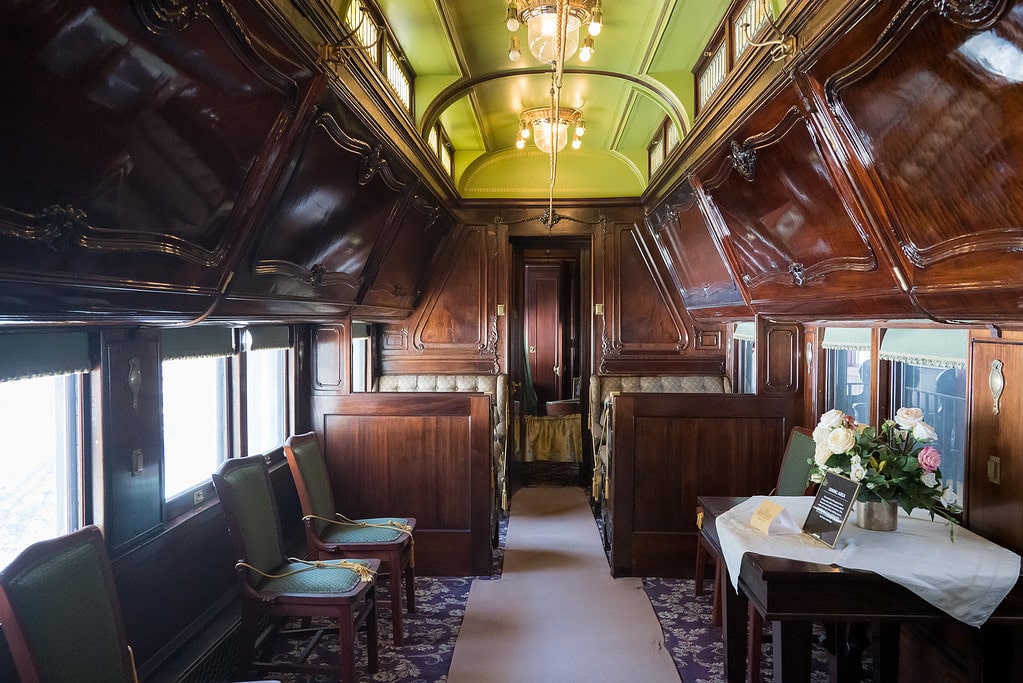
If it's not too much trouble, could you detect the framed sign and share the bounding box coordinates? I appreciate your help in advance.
[802,472,860,547]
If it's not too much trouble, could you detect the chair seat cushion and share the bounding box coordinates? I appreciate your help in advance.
[322,518,410,544]
[258,559,373,594]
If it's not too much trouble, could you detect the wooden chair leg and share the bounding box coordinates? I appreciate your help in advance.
[712,557,723,627]
[367,587,379,675]
[404,557,416,614]
[338,604,356,683]
[747,606,763,683]
[694,537,707,596]
[388,550,405,646]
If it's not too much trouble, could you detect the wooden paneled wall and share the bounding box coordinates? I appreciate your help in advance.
[608,393,800,577]
[311,393,494,576]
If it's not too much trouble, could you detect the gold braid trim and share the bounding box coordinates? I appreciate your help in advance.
[236,557,376,582]
[302,514,415,568]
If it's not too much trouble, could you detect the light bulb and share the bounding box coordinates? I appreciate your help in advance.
[571,137,582,149]
[575,119,586,137]
[579,36,594,62]
[520,122,530,139]
[516,138,525,149]
[508,35,521,62]
[506,3,519,31]
[589,4,602,36]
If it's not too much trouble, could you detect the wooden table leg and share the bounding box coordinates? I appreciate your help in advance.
[872,622,900,683]
[722,569,749,683]
[772,619,813,682]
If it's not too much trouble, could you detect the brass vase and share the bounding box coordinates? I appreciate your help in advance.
[855,500,898,531]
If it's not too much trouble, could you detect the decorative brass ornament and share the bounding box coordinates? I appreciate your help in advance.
[989,359,1004,415]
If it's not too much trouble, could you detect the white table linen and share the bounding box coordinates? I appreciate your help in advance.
[715,496,1021,627]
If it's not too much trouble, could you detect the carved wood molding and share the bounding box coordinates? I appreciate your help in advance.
[826,0,1007,106]
[700,108,878,289]
[311,112,405,192]
[0,204,230,267]
[251,259,363,289]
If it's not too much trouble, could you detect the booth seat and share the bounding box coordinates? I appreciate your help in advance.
[588,375,731,503]
[375,374,509,511]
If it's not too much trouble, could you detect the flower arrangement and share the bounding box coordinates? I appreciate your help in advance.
[809,407,961,536]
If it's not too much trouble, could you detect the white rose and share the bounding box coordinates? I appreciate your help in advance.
[812,425,832,445]
[941,487,958,506]
[913,421,938,442]
[810,471,825,484]
[920,471,938,488]
[850,462,866,482]
[818,409,846,429]
[827,427,856,454]
[814,441,831,466]
[895,407,924,429]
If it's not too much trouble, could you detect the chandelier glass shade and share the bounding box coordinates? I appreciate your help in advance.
[520,107,583,154]
[506,1,601,64]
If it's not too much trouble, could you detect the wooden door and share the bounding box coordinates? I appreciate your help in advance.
[524,263,565,412]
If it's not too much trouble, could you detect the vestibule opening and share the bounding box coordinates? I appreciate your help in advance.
[508,236,592,491]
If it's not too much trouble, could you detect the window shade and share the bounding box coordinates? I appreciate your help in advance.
[161,327,235,360]
[733,322,755,342]
[245,326,290,351]
[879,328,968,369]
[821,327,872,351]
[0,331,91,381]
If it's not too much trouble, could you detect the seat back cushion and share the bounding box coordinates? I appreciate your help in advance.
[288,436,338,536]
[215,458,285,584]
[1,533,129,682]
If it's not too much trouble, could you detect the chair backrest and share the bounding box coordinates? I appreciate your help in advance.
[212,455,287,586]
[0,525,137,683]
[284,432,337,537]
[775,426,816,496]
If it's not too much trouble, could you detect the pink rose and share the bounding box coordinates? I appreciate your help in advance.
[918,446,941,472]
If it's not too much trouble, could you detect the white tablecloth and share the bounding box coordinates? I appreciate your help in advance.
[715,496,1021,627]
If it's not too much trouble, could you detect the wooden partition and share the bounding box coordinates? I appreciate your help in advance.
[608,393,799,577]
[314,393,493,576]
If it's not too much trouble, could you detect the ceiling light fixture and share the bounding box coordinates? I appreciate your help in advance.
[505,0,603,64]
[519,107,583,154]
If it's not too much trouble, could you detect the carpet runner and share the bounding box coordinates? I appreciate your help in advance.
[447,486,681,682]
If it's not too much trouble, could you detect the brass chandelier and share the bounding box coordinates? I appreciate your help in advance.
[516,107,584,154]
[506,0,602,63]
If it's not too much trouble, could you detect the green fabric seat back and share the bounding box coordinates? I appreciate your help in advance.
[289,436,338,537]
[1,532,131,682]
[216,457,287,586]
[776,428,816,496]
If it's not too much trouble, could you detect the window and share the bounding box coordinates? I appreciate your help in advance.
[881,328,969,501]
[243,327,291,455]
[342,0,416,117]
[647,117,680,179]
[821,328,872,423]
[351,323,373,392]
[0,374,82,568]
[0,330,90,568]
[162,355,228,500]
[733,322,756,393]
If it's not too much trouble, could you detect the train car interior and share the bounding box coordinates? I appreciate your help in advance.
[3,0,1023,681]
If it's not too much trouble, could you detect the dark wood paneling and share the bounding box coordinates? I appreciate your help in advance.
[379,223,499,374]
[695,90,914,320]
[0,0,314,322]
[817,1,1023,322]
[967,336,1023,553]
[608,393,799,577]
[312,393,493,576]
[99,331,164,553]
[646,180,750,318]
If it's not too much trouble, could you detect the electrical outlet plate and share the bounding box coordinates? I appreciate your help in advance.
[193,489,205,506]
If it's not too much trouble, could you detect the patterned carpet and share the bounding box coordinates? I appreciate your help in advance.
[255,484,870,682]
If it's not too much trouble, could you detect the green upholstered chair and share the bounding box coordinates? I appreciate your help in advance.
[212,455,379,683]
[284,431,416,645]
[694,426,816,683]
[0,525,138,683]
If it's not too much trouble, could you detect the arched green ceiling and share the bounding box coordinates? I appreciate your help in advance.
[376,0,738,199]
